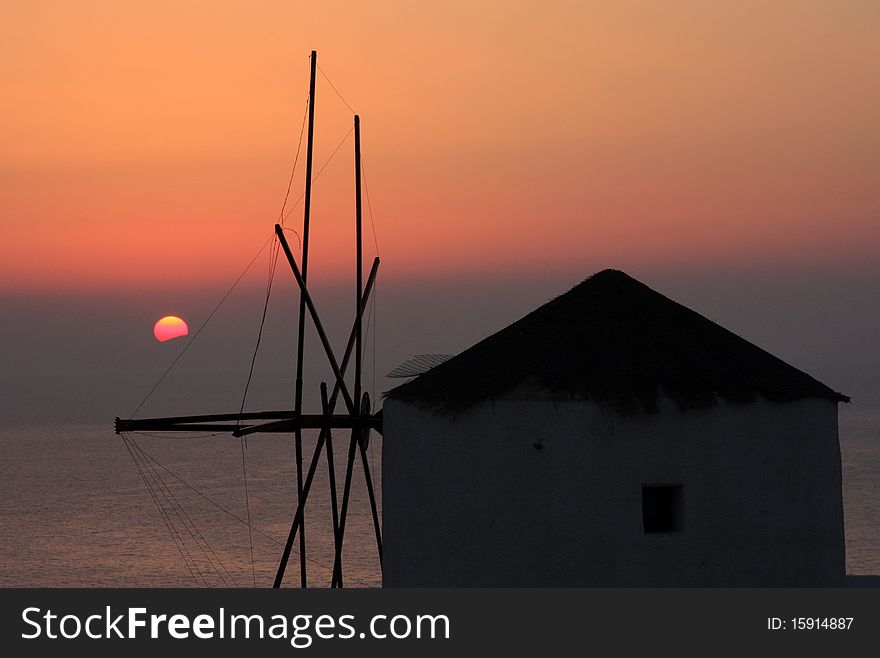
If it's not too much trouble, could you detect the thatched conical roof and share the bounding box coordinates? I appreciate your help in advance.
[386,269,848,415]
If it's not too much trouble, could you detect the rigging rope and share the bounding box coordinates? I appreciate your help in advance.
[126,434,238,586]
[362,281,378,474]
[240,438,257,587]
[129,431,225,440]
[317,63,357,115]
[360,155,382,258]
[281,127,354,225]
[121,434,202,586]
[128,435,237,586]
[130,233,275,418]
[352,127,381,503]
[236,242,281,426]
[233,241,279,587]
[233,104,312,584]
[279,96,311,227]
[133,440,280,544]
[125,61,383,587]
[126,437,374,586]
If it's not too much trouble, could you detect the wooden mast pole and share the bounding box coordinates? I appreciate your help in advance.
[272,257,380,588]
[328,114,365,588]
[329,114,384,586]
[320,382,341,587]
[276,225,356,413]
[354,114,363,419]
[352,115,382,568]
[290,49,317,588]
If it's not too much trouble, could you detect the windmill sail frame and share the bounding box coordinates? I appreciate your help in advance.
[115,50,383,588]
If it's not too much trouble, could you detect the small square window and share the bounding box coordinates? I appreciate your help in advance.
[642,484,683,533]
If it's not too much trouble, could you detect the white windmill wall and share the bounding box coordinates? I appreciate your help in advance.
[382,396,845,586]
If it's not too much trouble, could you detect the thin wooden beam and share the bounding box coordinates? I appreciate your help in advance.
[117,410,298,428]
[354,114,363,427]
[290,49,319,588]
[275,224,356,415]
[273,260,381,588]
[115,415,381,434]
[273,431,327,588]
[321,382,341,587]
[332,392,382,587]
[358,431,383,566]
[332,432,359,588]
[234,257,379,439]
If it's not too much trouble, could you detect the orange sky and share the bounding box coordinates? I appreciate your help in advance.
[2,0,879,292]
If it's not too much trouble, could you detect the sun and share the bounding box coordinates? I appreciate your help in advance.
[153,315,189,342]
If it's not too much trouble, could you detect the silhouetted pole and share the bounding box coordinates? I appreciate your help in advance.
[333,430,358,587]
[359,447,383,565]
[320,382,341,588]
[358,393,382,566]
[354,115,363,415]
[290,49,318,588]
[329,115,379,586]
[276,225,356,414]
[332,392,383,586]
[273,257,380,589]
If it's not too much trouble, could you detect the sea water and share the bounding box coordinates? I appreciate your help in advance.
[0,406,876,586]
[0,425,383,587]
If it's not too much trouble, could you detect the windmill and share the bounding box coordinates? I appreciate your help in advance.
[115,51,382,588]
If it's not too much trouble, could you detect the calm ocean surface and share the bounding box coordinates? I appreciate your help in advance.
[1,405,877,587]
